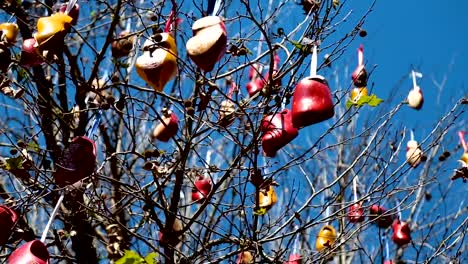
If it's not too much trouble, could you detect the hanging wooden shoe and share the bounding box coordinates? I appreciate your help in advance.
[291,74,334,128]
[350,45,368,102]
[0,80,24,99]
[219,79,237,127]
[136,13,178,92]
[258,185,277,210]
[54,1,80,25]
[185,0,226,72]
[261,109,298,157]
[152,108,179,142]
[369,204,394,228]
[20,38,44,67]
[263,54,282,87]
[391,219,411,247]
[112,31,134,58]
[348,176,364,223]
[159,218,183,247]
[34,12,73,51]
[219,100,236,126]
[8,240,49,264]
[458,131,468,165]
[452,131,468,181]
[285,253,302,264]
[407,70,423,110]
[350,87,368,102]
[352,45,367,87]
[186,13,227,72]
[191,175,212,203]
[299,0,320,14]
[315,225,337,251]
[292,46,334,128]
[0,23,19,45]
[348,202,365,223]
[53,136,97,187]
[236,251,254,264]
[112,18,134,58]
[0,205,18,246]
[246,63,265,97]
[406,130,423,168]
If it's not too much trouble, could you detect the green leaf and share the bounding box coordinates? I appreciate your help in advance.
[144,252,158,264]
[116,250,144,264]
[345,99,354,110]
[346,94,384,109]
[366,94,384,107]
[116,250,158,264]
[27,141,40,152]
[253,208,267,216]
[291,40,304,51]
[6,156,23,170]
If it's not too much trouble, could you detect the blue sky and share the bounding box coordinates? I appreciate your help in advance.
[357,0,467,115]
[273,0,467,133]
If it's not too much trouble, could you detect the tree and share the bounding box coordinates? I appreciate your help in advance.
[0,0,466,263]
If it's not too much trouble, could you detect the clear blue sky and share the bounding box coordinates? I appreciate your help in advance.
[356,0,467,119]
[278,0,467,132]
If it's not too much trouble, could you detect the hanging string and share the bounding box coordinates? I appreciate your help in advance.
[205,149,216,183]
[208,0,223,16]
[205,149,212,174]
[256,33,264,60]
[412,196,424,224]
[227,79,238,99]
[384,235,390,261]
[321,173,332,225]
[119,14,136,81]
[325,203,331,225]
[248,63,262,82]
[86,69,105,139]
[262,156,269,175]
[179,190,186,215]
[458,131,467,152]
[86,110,102,140]
[271,53,280,82]
[411,70,423,90]
[357,45,364,67]
[127,40,139,76]
[164,11,181,33]
[352,175,358,202]
[410,129,415,142]
[125,17,132,33]
[396,199,402,220]
[325,194,332,225]
[64,0,78,15]
[135,0,146,29]
[310,45,317,77]
[281,96,286,110]
[40,193,64,242]
[273,54,280,73]
[292,224,300,255]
